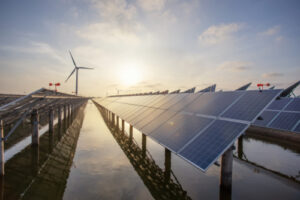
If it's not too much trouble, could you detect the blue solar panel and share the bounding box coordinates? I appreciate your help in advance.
[179,120,247,171]
[221,90,281,122]
[253,111,278,127]
[284,98,300,112]
[134,109,166,129]
[294,123,300,133]
[140,110,177,135]
[150,114,213,152]
[168,93,202,112]
[267,98,292,110]
[269,112,300,131]
[184,92,242,116]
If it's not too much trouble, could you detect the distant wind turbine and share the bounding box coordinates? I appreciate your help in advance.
[65,51,93,96]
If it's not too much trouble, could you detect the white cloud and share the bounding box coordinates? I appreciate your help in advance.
[137,0,167,11]
[259,25,280,36]
[218,61,251,72]
[198,23,244,45]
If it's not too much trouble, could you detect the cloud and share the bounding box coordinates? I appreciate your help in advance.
[218,61,251,72]
[137,0,167,11]
[0,41,66,64]
[198,23,244,45]
[262,72,284,78]
[259,25,280,36]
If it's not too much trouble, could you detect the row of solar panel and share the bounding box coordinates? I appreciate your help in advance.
[253,97,300,133]
[94,90,281,171]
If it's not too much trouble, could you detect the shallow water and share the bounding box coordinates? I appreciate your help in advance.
[2,101,300,200]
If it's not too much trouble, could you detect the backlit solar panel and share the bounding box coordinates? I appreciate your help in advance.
[269,112,300,131]
[253,111,278,127]
[267,98,292,110]
[284,98,300,112]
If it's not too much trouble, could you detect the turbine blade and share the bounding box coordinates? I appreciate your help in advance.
[78,66,94,70]
[69,50,77,67]
[65,68,76,82]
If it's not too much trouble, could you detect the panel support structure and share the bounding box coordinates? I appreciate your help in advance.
[122,120,125,134]
[220,146,233,192]
[129,125,133,141]
[0,121,4,176]
[142,133,147,158]
[31,109,39,146]
[164,148,171,183]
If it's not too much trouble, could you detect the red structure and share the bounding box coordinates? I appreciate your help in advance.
[257,83,270,91]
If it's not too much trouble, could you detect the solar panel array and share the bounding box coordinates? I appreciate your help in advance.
[94,90,281,171]
[253,97,300,133]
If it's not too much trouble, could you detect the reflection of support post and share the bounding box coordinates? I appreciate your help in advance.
[64,104,67,128]
[129,125,133,141]
[164,148,171,183]
[68,104,71,124]
[142,134,147,158]
[58,105,62,138]
[0,121,4,176]
[238,136,243,159]
[0,175,4,200]
[220,146,233,200]
[49,107,54,134]
[31,146,39,176]
[116,116,119,129]
[122,120,125,134]
[112,113,115,125]
[31,109,39,146]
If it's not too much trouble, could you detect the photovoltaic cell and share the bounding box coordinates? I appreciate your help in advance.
[284,98,300,112]
[294,123,300,133]
[269,112,300,131]
[179,120,247,170]
[267,98,292,110]
[168,93,202,112]
[253,111,278,127]
[150,114,213,152]
[184,92,242,116]
[221,90,281,122]
[134,109,166,130]
[140,110,177,134]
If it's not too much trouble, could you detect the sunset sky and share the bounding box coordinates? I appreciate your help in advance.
[0,0,300,96]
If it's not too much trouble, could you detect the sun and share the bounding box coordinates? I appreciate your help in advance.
[119,65,142,86]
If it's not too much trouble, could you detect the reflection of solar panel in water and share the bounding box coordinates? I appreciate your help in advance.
[221,90,281,122]
[284,98,300,112]
[253,111,278,127]
[178,120,248,171]
[267,98,292,110]
[150,114,213,152]
[269,112,300,131]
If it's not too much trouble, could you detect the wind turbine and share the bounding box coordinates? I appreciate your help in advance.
[65,51,93,96]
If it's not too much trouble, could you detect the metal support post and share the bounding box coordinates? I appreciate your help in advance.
[0,121,4,176]
[142,133,147,158]
[31,109,39,146]
[164,148,171,183]
[49,107,54,134]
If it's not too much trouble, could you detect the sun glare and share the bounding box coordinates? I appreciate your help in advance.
[119,65,142,86]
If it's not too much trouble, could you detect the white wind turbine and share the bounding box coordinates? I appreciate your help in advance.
[65,51,93,96]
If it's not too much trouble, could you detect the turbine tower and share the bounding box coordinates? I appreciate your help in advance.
[65,51,93,96]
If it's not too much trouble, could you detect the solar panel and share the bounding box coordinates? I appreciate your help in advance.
[178,120,248,171]
[253,111,278,127]
[294,123,300,133]
[140,110,177,134]
[269,112,300,131]
[150,114,213,152]
[134,109,166,130]
[184,92,242,116]
[284,98,300,112]
[267,98,292,110]
[94,89,282,172]
[221,90,281,122]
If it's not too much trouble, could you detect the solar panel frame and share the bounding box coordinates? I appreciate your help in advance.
[268,112,300,131]
[178,120,249,171]
[149,114,214,152]
[221,90,282,123]
[267,97,293,110]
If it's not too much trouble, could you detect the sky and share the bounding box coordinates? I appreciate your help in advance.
[0,0,300,97]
